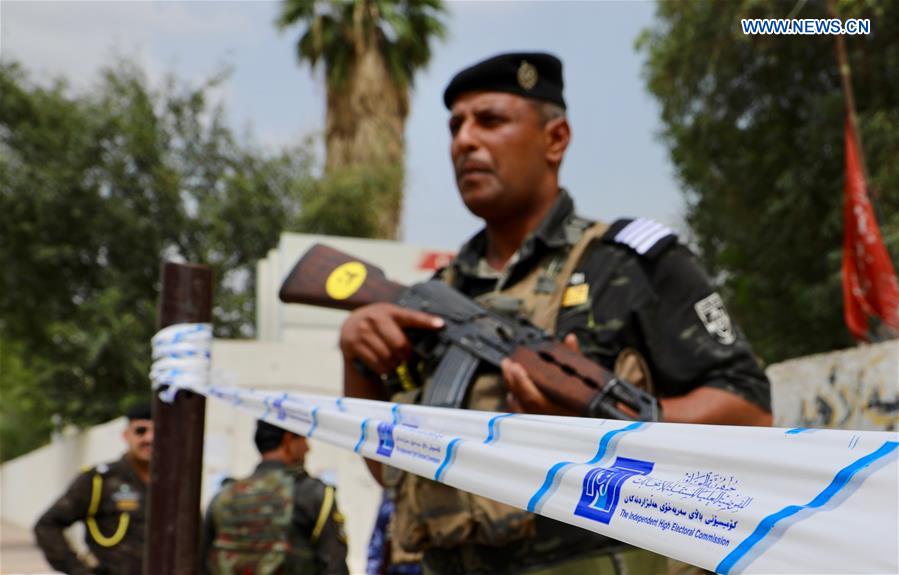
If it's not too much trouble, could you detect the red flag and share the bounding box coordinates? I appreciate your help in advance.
[841,119,899,340]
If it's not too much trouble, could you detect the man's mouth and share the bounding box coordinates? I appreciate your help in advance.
[459,165,492,179]
[456,157,493,178]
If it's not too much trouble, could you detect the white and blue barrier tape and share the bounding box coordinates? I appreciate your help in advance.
[151,323,898,574]
[150,323,213,402]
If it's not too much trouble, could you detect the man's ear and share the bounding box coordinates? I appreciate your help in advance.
[544,117,571,167]
[279,431,295,451]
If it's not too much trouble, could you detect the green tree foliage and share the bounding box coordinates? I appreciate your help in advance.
[637,0,898,363]
[0,61,315,460]
[298,163,403,238]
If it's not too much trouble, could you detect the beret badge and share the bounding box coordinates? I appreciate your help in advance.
[517,60,538,91]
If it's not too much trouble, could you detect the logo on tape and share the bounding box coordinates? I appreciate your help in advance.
[575,457,654,524]
[376,422,395,457]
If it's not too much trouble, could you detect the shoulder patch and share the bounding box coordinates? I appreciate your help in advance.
[602,218,677,259]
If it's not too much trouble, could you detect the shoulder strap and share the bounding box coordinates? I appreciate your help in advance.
[310,484,335,543]
[529,220,609,333]
[86,472,130,547]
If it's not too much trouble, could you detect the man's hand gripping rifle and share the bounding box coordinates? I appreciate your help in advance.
[279,244,660,422]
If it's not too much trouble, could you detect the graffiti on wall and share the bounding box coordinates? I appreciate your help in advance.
[797,365,898,430]
[770,342,898,431]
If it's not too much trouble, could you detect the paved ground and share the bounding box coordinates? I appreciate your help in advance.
[0,521,54,575]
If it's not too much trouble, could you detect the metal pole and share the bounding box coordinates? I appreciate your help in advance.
[828,0,873,193]
[146,262,213,575]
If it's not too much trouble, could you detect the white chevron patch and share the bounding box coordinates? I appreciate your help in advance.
[613,218,675,254]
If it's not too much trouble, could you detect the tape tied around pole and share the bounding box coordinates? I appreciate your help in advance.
[149,324,899,574]
[150,323,212,402]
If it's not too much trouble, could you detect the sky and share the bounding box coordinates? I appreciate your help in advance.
[1,0,683,250]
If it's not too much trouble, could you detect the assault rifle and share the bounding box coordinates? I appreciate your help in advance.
[279,244,660,421]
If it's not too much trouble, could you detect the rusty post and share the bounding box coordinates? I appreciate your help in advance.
[146,262,213,575]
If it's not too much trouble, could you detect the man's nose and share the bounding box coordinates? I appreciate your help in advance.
[452,120,479,154]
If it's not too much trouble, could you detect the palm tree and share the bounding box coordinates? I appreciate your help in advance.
[277,0,447,239]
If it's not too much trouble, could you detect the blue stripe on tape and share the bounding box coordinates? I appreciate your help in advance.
[527,461,573,512]
[484,413,515,444]
[391,404,400,424]
[336,397,346,412]
[716,440,898,575]
[587,421,644,464]
[308,407,320,438]
[527,421,645,513]
[261,396,272,420]
[434,438,462,482]
[274,393,288,420]
[785,428,811,435]
[353,418,370,454]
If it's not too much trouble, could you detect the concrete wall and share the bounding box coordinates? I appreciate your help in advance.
[768,339,898,430]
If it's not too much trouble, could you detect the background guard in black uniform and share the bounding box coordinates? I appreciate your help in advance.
[34,403,153,575]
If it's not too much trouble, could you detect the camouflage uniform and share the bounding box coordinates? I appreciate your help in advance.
[203,460,349,575]
[34,455,147,575]
[392,190,770,575]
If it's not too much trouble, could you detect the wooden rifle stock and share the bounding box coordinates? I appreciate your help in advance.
[278,244,405,310]
[509,345,600,409]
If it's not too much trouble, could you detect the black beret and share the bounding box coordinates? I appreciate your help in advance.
[254,419,288,454]
[126,402,152,421]
[443,52,566,110]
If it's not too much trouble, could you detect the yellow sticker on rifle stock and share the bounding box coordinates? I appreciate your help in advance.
[561,283,589,307]
[326,262,367,300]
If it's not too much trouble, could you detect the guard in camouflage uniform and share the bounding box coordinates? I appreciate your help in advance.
[203,420,348,575]
[34,403,153,575]
[338,52,772,575]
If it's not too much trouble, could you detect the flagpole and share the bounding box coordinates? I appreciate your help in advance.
[827,0,873,195]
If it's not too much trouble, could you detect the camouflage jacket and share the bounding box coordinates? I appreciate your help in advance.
[202,460,348,575]
[34,455,147,575]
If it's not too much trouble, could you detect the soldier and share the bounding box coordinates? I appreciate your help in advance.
[203,420,349,575]
[34,403,153,575]
[338,52,773,575]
